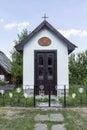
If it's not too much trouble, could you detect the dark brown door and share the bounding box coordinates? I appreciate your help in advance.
[34,50,57,95]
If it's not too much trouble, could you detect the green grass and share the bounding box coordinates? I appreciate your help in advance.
[63,108,87,130]
[0,108,87,130]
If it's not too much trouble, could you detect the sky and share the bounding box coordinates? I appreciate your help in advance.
[0,0,87,59]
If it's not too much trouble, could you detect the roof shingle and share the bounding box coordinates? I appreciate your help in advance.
[0,51,11,74]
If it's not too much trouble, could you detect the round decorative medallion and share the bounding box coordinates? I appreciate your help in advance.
[38,37,51,46]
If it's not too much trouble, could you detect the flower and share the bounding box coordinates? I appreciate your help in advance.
[10,78,17,84]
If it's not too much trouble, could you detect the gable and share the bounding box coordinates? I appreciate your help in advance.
[15,20,77,54]
[23,27,68,53]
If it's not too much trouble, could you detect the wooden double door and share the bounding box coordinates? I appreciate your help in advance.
[34,50,57,95]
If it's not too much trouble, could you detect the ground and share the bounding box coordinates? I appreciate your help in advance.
[0,107,87,130]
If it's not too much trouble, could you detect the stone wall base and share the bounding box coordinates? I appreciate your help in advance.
[24,89,69,97]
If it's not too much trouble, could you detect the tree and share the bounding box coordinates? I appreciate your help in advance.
[69,53,77,84]
[11,29,29,84]
[69,50,87,85]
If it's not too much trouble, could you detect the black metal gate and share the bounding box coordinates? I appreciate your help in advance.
[34,85,67,107]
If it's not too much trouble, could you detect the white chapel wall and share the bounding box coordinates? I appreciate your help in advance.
[23,28,69,92]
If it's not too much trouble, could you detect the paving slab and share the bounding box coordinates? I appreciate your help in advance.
[52,124,66,130]
[34,123,48,130]
[34,114,49,122]
[50,114,64,122]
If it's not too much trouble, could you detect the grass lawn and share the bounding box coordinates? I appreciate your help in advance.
[0,107,87,130]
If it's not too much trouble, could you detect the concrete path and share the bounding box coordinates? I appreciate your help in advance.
[34,123,48,130]
[52,124,66,130]
[35,114,49,122]
[50,113,64,122]
[34,113,66,130]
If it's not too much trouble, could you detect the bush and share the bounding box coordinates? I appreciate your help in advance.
[0,88,34,107]
[36,97,49,102]
[58,84,87,107]
[0,81,6,86]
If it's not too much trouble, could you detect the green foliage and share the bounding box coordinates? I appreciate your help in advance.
[83,77,87,85]
[11,52,23,83]
[68,85,87,106]
[11,29,29,83]
[69,53,77,84]
[0,88,34,107]
[59,85,87,107]
[42,97,49,102]
[36,97,49,102]
[0,81,6,86]
[69,50,87,85]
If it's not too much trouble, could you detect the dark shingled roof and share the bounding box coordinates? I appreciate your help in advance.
[15,20,77,54]
[0,51,11,74]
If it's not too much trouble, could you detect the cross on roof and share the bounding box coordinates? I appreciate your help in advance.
[42,14,48,20]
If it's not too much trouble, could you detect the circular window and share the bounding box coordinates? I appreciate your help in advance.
[38,37,51,46]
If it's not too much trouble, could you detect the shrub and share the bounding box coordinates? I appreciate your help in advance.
[0,81,6,86]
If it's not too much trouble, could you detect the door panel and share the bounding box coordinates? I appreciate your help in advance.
[34,50,57,95]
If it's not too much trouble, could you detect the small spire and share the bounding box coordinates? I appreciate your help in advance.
[42,13,48,20]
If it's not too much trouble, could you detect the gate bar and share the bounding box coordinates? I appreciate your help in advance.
[49,84,51,107]
[64,85,66,107]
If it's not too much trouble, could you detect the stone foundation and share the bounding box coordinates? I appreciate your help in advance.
[24,88,69,97]
[57,89,69,97]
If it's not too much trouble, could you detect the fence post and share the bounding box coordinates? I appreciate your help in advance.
[64,85,66,107]
[34,85,36,107]
[2,94,5,106]
[48,83,51,107]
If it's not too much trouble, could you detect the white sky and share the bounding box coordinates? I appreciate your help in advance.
[0,0,87,58]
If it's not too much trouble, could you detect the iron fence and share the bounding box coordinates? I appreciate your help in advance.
[0,84,86,107]
[65,84,87,107]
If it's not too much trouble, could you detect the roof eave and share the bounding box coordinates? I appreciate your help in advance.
[68,45,77,54]
[15,45,23,52]
[15,20,77,53]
